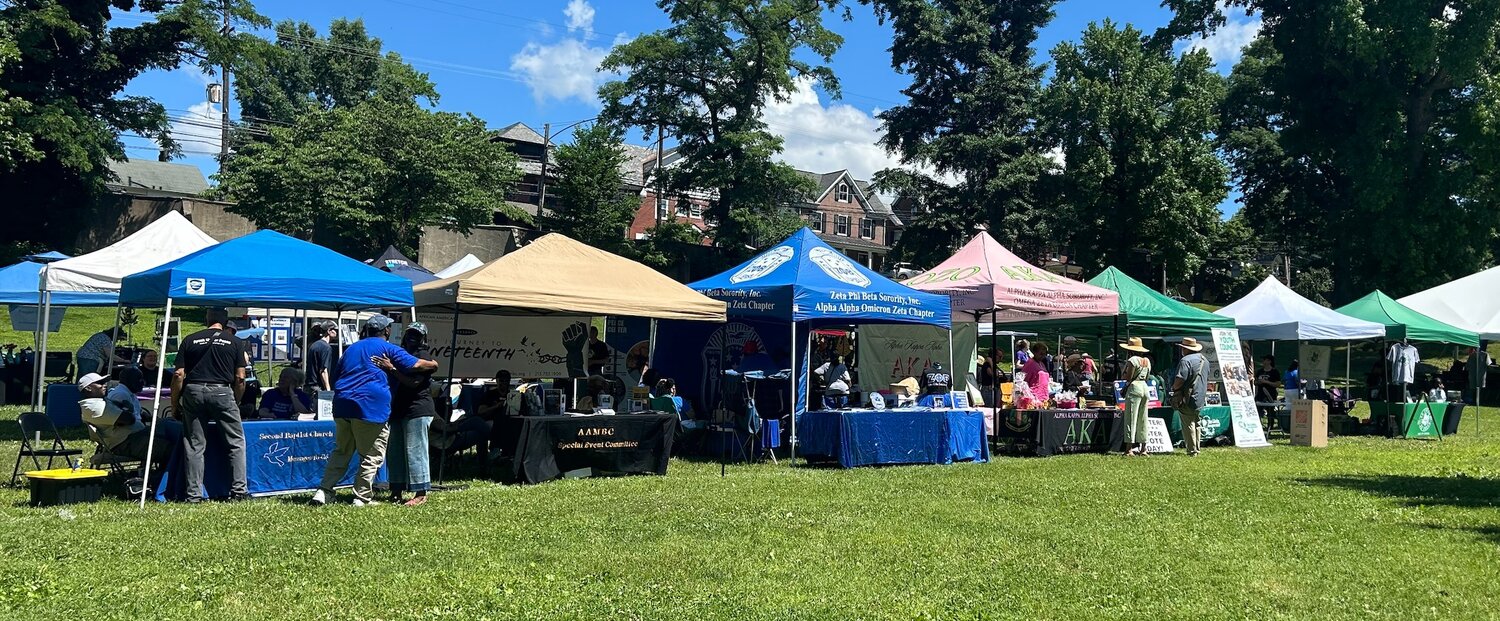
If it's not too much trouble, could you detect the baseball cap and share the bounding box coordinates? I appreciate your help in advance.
[365,315,394,331]
[406,322,428,335]
[78,373,107,389]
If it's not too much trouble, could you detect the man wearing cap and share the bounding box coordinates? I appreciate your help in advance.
[312,315,437,507]
[1171,337,1210,456]
[79,372,180,465]
[172,308,248,501]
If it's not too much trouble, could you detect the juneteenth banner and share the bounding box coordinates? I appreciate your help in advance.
[424,315,588,379]
[1210,328,1270,448]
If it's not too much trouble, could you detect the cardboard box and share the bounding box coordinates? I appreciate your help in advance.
[1291,399,1328,447]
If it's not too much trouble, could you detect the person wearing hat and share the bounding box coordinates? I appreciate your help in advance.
[312,315,438,507]
[374,322,439,507]
[78,372,180,465]
[173,308,249,501]
[1118,337,1152,456]
[1171,337,1210,456]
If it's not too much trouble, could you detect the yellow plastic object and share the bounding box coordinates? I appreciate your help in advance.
[25,468,108,480]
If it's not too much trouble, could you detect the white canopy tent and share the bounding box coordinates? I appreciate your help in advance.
[433,253,483,279]
[33,211,217,408]
[1399,265,1500,340]
[1215,277,1385,341]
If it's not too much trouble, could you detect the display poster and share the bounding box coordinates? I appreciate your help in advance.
[858,322,978,388]
[650,317,793,418]
[8,305,66,332]
[603,316,653,390]
[1112,378,1162,409]
[1300,343,1332,381]
[424,315,588,379]
[1145,418,1174,453]
[1211,328,1270,448]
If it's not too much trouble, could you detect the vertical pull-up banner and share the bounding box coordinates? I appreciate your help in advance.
[1211,328,1271,448]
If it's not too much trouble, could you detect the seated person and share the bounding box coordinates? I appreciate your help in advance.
[654,378,699,424]
[815,355,852,408]
[640,368,661,397]
[258,368,314,420]
[575,375,615,411]
[475,370,513,421]
[137,350,162,385]
[78,372,180,464]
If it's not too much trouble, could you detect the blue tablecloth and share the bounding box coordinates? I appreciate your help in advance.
[156,419,387,500]
[797,409,989,468]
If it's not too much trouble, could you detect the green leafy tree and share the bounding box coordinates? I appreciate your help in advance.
[635,220,706,270]
[864,0,1058,267]
[0,0,265,250]
[1163,0,1500,300]
[1042,21,1228,284]
[547,123,640,254]
[215,99,522,257]
[598,0,843,254]
[234,18,437,126]
[1192,214,1263,303]
[0,31,39,169]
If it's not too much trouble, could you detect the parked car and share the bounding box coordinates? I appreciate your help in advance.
[887,262,923,280]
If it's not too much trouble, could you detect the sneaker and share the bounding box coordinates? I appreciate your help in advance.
[309,489,327,506]
[403,495,428,508]
[1189,450,1200,457]
[352,498,380,507]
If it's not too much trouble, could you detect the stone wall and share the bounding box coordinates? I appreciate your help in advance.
[417,224,521,271]
[73,194,256,251]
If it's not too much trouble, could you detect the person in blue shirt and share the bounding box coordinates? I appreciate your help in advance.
[311,315,437,507]
[257,368,313,420]
[1282,359,1301,409]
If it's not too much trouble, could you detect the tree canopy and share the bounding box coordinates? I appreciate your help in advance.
[547,122,640,255]
[599,0,844,253]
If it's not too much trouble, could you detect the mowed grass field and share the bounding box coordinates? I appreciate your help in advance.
[0,408,1497,620]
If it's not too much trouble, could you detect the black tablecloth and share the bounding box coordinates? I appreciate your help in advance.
[993,408,1120,456]
[498,414,677,484]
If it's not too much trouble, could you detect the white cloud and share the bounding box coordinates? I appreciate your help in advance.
[761,77,907,188]
[509,2,624,105]
[564,0,595,34]
[169,101,222,154]
[1182,1,1262,68]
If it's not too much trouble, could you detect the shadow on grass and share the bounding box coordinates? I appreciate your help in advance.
[1302,474,1500,543]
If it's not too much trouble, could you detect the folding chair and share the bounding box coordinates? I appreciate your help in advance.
[84,424,142,477]
[11,412,84,484]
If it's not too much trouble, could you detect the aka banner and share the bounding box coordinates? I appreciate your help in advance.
[858,322,978,389]
[424,315,589,379]
[1210,328,1270,448]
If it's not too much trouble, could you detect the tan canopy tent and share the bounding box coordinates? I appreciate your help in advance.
[412,233,725,321]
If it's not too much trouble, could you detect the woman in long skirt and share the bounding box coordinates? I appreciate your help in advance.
[1119,337,1152,456]
[379,323,438,506]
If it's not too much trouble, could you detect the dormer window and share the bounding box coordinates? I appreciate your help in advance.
[836,182,851,202]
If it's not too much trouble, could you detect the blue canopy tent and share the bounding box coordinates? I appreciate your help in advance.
[118,229,415,506]
[0,260,118,306]
[687,228,951,458]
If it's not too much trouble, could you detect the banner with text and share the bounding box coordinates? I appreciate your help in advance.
[1211,328,1271,448]
[425,315,590,379]
[858,322,978,389]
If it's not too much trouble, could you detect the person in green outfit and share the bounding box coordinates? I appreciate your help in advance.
[1119,337,1152,456]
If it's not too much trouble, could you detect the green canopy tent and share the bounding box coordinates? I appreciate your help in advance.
[1335,290,1480,347]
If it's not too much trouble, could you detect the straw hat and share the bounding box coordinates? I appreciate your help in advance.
[1178,337,1204,352]
[1118,337,1149,353]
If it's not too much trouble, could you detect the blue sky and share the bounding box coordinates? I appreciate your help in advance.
[117,0,1261,215]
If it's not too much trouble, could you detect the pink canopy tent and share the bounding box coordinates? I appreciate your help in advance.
[903,231,1119,322]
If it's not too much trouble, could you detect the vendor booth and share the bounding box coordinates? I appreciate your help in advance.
[119,229,415,504]
[33,212,218,413]
[0,256,118,409]
[1400,267,1500,433]
[433,254,483,279]
[683,228,964,466]
[413,233,725,483]
[1337,291,1481,347]
[1216,277,1386,342]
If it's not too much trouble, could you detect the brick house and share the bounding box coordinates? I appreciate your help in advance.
[793,170,901,271]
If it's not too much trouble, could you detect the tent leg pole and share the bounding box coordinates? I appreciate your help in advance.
[300,310,310,376]
[34,290,52,411]
[648,319,658,375]
[989,311,998,411]
[437,305,461,487]
[789,321,797,466]
[140,298,173,508]
[947,329,955,404]
[105,301,122,377]
[337,311,346,356]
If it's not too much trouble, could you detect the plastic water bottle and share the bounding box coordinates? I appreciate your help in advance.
[71,458,80,473]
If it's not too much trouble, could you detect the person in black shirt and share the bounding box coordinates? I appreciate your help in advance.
[305,322,333,391]
[171,308,248,502]
[375,323,439,507]
[1254,355,1280,419]
[586,326,610,376]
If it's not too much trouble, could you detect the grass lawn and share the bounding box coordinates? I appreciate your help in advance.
[0,408,1498,620]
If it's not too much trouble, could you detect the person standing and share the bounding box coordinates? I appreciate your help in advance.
[377,323,438,507]
[1282,359,1302,409]
[76,328,127,377]
[311,316,436,507]
[305,322,334,391]
[586,326,610,377]
[1254,355,1281,421]
[1118,337,1152,456]
[171,309,248,502]
[1171,337,1209,457]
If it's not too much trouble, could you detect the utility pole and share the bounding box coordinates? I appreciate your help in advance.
[538,122,551,213]
[654,126,665,225]
[219,0,231,160]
